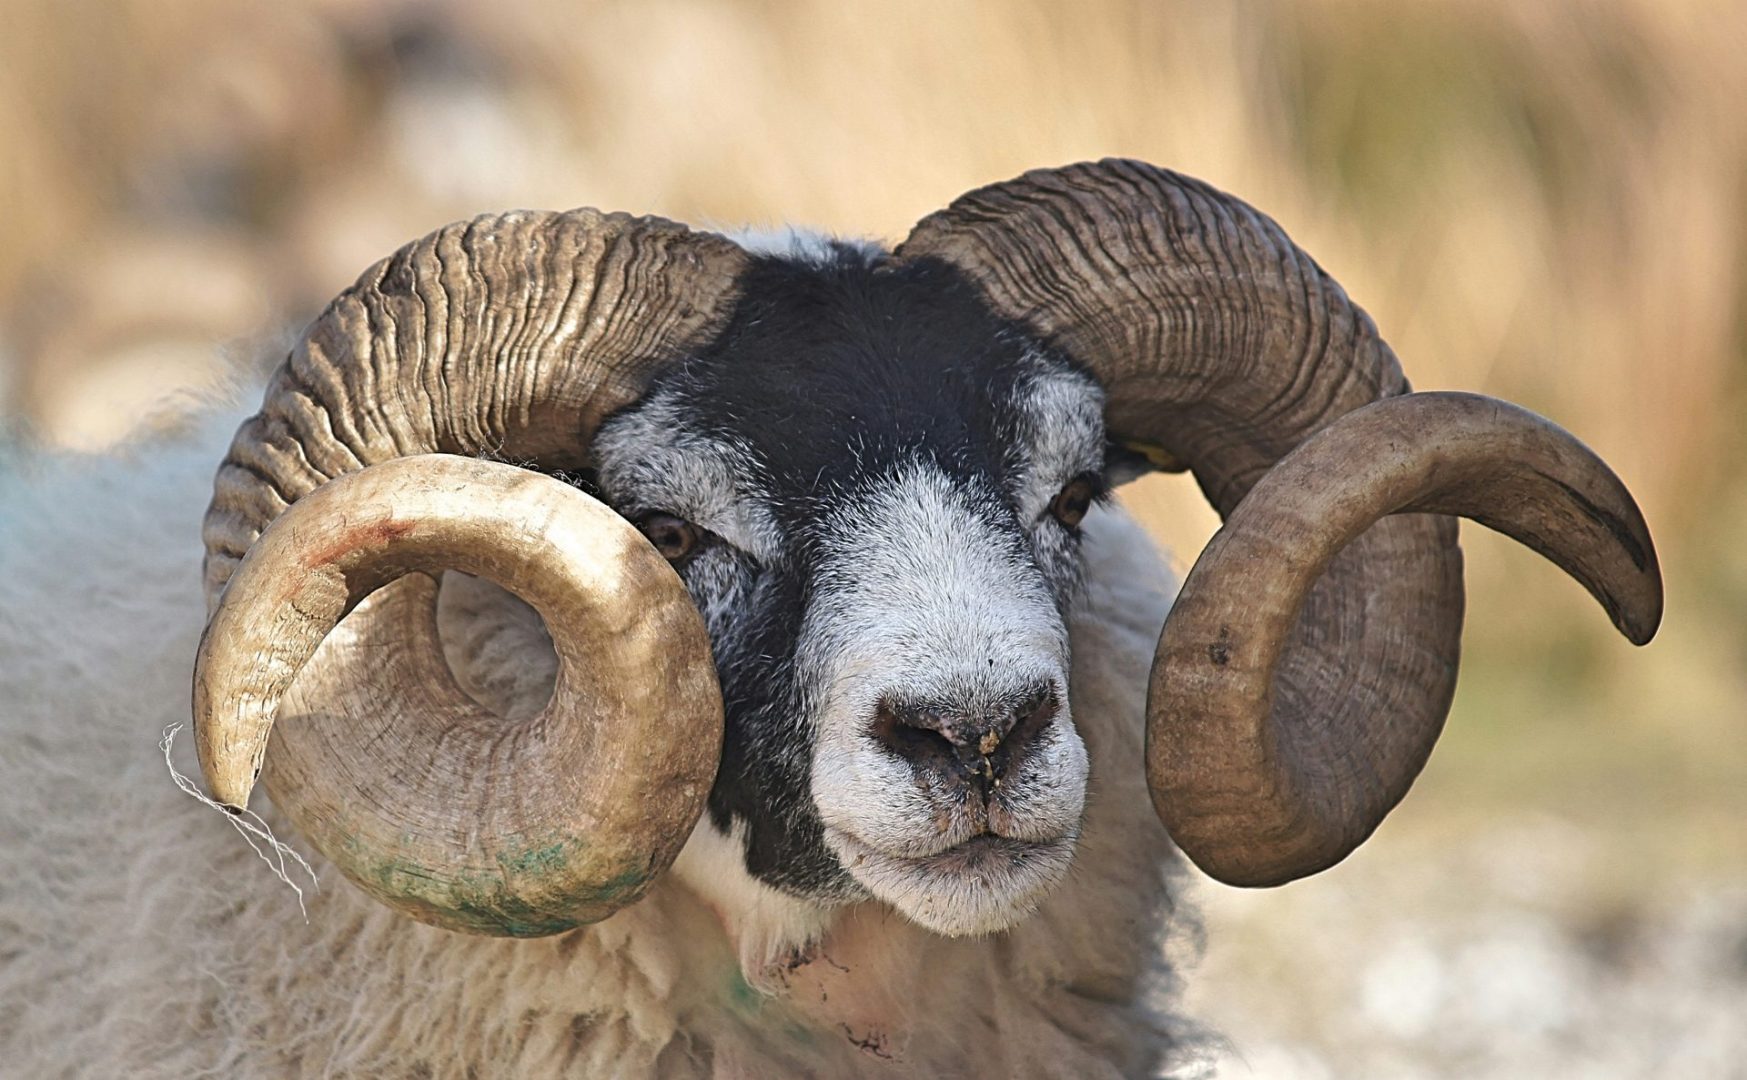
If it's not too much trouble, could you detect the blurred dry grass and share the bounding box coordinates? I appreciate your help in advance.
[2,1,1742,1074]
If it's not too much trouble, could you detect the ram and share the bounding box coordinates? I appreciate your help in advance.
[0,160,1661,1077]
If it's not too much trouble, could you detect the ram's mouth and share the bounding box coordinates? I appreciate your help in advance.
[825,825,1078,937]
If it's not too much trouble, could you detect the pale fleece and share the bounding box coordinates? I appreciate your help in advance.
[0,410,1199,1078]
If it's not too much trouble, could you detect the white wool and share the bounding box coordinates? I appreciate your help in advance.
[159,721,320,918]
[0,410,1201,1077]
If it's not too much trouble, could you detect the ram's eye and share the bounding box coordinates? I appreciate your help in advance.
[1048,475,1098,530]
[637,513,703,564]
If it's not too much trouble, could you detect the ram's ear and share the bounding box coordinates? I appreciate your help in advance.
[1104,437,1187,487]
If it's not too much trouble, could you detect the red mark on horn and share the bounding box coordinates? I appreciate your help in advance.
[303,517,418,568]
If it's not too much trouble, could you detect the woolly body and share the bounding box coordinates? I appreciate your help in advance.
[0,411,1192,1077]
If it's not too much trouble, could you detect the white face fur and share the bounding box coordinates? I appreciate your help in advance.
[805,459,1089,935]
[583,242,1118,952]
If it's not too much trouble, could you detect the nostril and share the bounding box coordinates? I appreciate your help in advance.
[869,699,957,770]
[992,685,1059,780]
[867,685,1061,787]
[1016,685,1059,730]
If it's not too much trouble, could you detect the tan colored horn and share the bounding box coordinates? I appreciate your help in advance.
[196,455,721,934]
[194,210,749,932]
[898,160,1662,885]
[1147,393,1660,884]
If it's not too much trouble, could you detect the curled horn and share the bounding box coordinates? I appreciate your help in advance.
[898,160,1662,885]
[194,210,748,933]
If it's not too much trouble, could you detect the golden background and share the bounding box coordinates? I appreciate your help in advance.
[2,2,1741,1074]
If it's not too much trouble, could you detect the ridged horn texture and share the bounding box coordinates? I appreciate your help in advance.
[194,210,748,934]
[1149,393,1661,884]
[898,159,1662,886]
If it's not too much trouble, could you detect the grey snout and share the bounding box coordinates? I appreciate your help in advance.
[868,681,1060,798]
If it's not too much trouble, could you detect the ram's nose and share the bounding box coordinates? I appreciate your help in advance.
[868,682,1060,796]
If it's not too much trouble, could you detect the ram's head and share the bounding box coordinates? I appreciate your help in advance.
[193,160,1661,939]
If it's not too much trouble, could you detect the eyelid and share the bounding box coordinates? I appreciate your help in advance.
[1055,470,1107,504]
[628,507,758,566]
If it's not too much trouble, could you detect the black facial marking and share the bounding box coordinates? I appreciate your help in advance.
[592,243,1106,902]
[680,249,1045,514]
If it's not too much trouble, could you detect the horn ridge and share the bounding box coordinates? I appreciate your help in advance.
[900,160,1661,885]
[202,209,748,602]
[194,210,744,932]
[1148,392,1660,884]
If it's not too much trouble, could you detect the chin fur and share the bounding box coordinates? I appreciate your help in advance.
[824,826,1079,937]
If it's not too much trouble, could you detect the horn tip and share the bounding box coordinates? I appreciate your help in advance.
[1611,536,1663,646]
[1620,581,1664,647]
[198,755,261,812]
[191,697,265,811]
